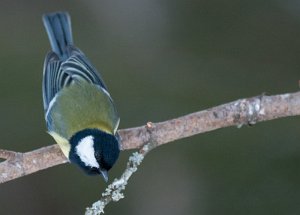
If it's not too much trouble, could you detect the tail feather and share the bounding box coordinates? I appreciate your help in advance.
[43,12,73,60]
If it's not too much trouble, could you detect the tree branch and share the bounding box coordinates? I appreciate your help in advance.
[85,122,157,215]
[1,91,300,184]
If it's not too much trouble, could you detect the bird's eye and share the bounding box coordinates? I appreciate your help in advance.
[94,150,101,161]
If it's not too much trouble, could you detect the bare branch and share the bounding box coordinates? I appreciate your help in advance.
[120,92,300,150]
[1,91,300,184]
[0,146,68,183]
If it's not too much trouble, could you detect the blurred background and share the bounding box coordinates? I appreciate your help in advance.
[1,0,300,214]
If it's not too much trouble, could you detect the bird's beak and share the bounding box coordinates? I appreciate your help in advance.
[100,169,108,182]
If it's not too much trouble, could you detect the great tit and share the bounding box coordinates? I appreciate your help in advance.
[42,12,120,182]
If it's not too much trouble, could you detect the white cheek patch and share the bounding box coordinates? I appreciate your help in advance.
[76,136,99,168]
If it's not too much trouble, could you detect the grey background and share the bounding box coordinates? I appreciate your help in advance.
[1,0,300,214]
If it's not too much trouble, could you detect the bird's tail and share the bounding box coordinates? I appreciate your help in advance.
[43,12,73,60]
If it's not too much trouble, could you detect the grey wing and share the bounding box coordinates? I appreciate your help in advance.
[43,47,110,113]
[62,46,109,91]
[42,52,65,112]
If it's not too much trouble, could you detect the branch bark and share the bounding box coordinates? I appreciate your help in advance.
[1,91,300,184]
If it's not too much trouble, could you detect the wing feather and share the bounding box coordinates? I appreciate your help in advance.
[43,47,110,114]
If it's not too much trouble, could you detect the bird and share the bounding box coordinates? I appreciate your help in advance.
[42,12,120,182]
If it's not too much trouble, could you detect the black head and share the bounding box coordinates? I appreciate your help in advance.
[69,128,120,181]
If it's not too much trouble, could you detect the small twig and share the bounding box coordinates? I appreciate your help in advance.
[0,149,18,160]
[85,145,148,215]
[85,122,157,215]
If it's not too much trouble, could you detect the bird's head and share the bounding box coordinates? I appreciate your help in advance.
[69,128,120,182]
